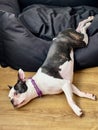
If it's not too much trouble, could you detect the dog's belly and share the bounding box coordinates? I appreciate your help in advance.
[33,69,66,95]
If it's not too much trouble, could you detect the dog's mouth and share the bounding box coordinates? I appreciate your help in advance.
[13,100,25,108]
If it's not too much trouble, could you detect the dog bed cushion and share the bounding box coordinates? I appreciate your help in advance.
[1,4,98,71]
[0,11,51,71]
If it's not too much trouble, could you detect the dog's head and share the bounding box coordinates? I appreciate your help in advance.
[8,69,37,108]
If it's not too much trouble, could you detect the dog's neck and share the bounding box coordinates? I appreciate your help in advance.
[29,78,42,97]
[25,69,53,100]
[25,78,40,100]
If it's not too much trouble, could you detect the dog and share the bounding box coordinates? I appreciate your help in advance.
[8,16,96,117]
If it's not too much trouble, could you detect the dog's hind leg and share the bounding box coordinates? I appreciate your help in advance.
[80,22,91,45]
[76,16,94,45]
[62,81,83,116]
[76,16,94,32]
[72,84,96,100]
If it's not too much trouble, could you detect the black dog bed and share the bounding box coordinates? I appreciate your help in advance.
[0,0,98,71]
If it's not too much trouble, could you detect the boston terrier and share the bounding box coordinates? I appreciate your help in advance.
[8,16,96,117]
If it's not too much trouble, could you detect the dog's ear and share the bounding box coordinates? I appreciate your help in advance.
[8,85,12,89]
[18,69,26,82]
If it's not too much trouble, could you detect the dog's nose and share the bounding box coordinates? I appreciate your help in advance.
[10,99,18,108]
[11,99,14,105]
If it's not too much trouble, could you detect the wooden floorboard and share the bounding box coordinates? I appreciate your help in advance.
[0,67,98,130]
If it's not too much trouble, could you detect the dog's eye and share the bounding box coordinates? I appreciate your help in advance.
[14,92,18,96]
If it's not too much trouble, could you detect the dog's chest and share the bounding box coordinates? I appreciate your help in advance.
[59,50,74,81]
[33,70,65,95]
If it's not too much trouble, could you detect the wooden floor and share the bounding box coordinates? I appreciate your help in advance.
[0,67,98,130]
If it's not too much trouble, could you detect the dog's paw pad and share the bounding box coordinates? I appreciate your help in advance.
[77,110,83,117]
[92,94,97,100]
[74,107,83,117]
[88,16,94,21]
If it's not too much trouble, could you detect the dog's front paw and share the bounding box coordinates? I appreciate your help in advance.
[85,93,97,100]
[87,16,94,21]
[72,104,83,117]
[75,108,83,117]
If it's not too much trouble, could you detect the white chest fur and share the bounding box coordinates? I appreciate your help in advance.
[59,49,74,82]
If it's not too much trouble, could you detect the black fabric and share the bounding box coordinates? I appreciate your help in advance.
[0,0,20,66]
[0,0,20,15]
[18,5,98,70]
[0,11,51,71]
[18,0,98,10]
[0,26,4,65]
[1,3,98,71]
[19,5,98,40]
[0,0,20,67]
[19,5,75,41]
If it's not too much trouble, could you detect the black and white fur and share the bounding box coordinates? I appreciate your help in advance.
[8,16,96,117]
